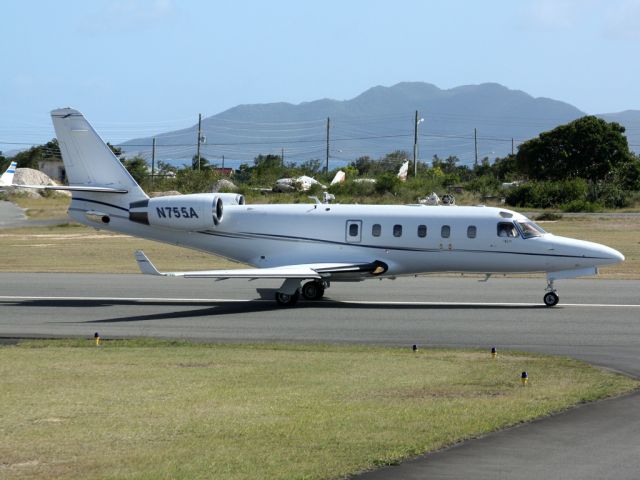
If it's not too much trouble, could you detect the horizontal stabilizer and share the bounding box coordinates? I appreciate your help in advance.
[10,184,128,193]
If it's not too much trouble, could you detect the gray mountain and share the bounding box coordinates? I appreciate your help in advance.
[120,82,640,168]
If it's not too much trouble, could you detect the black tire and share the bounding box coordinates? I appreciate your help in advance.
[301,281,325,300]
[275,290,300,306]
[543,291,559,307]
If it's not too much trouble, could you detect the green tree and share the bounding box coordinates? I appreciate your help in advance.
[107,142,122,157]
[192,155,212,170]
[12,138,60,169]
[491,154,518,180]
[298,158,322,175]
[253,154,284,178]
[155,160,177,175]
[121,156,149,184]
[379,150,408,174]
[374,172,401,195]
[516,116,633,182]
[350,156,376,176]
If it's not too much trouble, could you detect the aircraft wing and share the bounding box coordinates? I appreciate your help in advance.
[134,250,387,279]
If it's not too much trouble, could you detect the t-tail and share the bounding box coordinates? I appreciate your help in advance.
[0,161,17,186]
[50,108,148,224]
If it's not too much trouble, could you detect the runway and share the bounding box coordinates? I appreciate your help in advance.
[1,273,640,479]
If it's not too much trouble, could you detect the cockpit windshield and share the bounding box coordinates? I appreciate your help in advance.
[516,221,546,239]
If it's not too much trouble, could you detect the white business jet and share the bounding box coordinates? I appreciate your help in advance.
[39,108,623,307]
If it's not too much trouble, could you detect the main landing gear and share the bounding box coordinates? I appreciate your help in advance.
[275,290,300,306]
[301,280,325,300]
[274,279,327,306]
[543,279,559,307]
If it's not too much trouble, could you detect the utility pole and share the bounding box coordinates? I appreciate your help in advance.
[151,137,156,189]
[196,113,202,171]
[474,128,478,166]
[281,147,284,167]
[222,155,225,170]
[511,138,514,155]
[325,117,330,173]
[413,110,419,176]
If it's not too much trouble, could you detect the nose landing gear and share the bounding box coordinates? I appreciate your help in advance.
[543,279,559,307]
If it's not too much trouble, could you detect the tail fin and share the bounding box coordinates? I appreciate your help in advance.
[0,161,17,186]
[50,108,147,205]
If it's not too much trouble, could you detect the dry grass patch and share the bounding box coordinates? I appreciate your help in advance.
[4,194,71,220]
[0,224,241,272]
[0,340,637,480]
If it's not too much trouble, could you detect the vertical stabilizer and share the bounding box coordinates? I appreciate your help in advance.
[50,108,147,204]
[0,161,17,186]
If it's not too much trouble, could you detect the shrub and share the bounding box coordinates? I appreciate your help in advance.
[535,211,563,221]
[374,173,401,195]
[590,182,633,209]
[506,179,588,208]
[561,200,601,212]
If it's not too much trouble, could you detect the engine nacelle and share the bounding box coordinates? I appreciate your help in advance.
[216,193,245,205]
[129,193,223,230]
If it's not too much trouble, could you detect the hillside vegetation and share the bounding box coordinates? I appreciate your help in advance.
[2,116,639,211]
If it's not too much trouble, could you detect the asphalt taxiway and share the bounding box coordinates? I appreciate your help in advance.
[1,273,639,479]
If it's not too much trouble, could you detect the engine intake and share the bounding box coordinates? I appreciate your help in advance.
[129,193,224,230]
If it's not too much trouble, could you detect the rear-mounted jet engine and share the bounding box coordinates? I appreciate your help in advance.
[129,193,227,230]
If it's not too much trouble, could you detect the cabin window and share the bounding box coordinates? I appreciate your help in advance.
[467,225,477,239]
[417,224,427,238]
[372,224,381,237]
[349,223,359,237]
[497,222,518,238]
[393,224,403,237]
[441,225,450,238]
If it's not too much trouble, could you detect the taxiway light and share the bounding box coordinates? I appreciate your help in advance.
[94,332,101,347]
[491,347,497,358]
[521,371,528,386]
[412,344,418,352]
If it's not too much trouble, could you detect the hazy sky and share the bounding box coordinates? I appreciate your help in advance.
[1,0,639,151]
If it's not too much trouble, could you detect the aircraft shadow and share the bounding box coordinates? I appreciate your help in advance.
[1,297,547,324]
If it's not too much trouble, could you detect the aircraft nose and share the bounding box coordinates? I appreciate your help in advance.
[611,248,625,263]
[599,245,625,264]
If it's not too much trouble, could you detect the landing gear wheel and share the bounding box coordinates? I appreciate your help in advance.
[301,281,325,300]
[275,290,300,306]
[543,291,559,307]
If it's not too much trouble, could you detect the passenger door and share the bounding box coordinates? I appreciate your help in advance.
[346,220,362,243]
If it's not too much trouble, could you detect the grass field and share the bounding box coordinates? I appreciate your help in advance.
[0,224,238,272]
[1,194,71,221]
[1,340,637,480]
